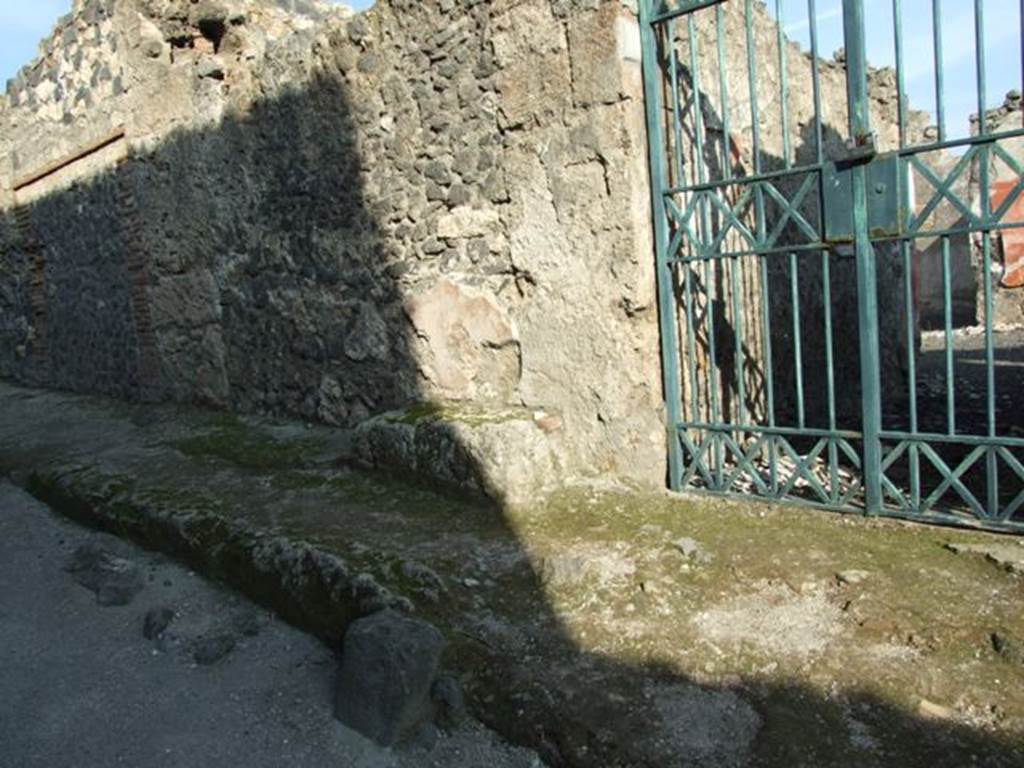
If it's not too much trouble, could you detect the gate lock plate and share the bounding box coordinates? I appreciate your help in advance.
[822,152,904,243]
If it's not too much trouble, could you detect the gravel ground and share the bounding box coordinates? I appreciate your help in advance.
[0,482,543,768]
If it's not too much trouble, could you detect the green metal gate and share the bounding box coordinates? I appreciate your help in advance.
[640,0,1024,532]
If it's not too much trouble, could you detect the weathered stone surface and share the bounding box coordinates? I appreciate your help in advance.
[435,206,501,240]
[430,675,468,731]
[192,633,236,665]
[0,0,671,501]
[992,629,1024,666]
[150,271,221,330]
[946,541,1024,575]
[65,542,145,606]
[354,404,560,507]
[143,606,175,639]
[406,279,519,402]
[567,4,630,107]
[673,536,712,564]
[334,609,445,747]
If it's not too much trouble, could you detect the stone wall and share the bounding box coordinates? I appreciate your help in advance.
[912,93,1024,331]
[0,0,969,501]
[0,0,666,498]
[971,97,1024,328]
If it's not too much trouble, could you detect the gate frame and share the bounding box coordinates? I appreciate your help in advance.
[638,0,1024,533]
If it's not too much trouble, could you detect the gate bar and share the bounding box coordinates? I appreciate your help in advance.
[640,0,685,489]
[843,0,884,515]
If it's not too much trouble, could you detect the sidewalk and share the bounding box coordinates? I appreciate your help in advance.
[1,382,1022,767]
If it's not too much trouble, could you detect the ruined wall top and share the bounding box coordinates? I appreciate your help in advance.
[0,0,361,203]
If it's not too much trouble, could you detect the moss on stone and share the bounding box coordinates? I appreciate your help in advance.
[172,419,325,471]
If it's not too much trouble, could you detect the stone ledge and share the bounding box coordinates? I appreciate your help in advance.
[353,403,563,508]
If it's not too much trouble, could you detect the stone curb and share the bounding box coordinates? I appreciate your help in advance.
[13,463,662,768]
[22,466,401,646]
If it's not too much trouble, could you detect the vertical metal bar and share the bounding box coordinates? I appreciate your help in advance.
[745,0,768,243]
[808,0,824,163]
[668,20,687,187]
[731,257,747,428]
[843,0,883,515]
[932,0,947,141]
[776,0,792,168]
[983,232,998,515]
[688,16,708,189]
[844,0,871,139]
[745,0,763,176]
[790,252,805,429]
[668,20,702,428]
[893,0,907,148]
[716,5,733,181]
[688,14,723,487]
[760,254,778,495]
[975,0,988,137]
[675,18,700,436]
[668,17,702,429]
[902,241,920,510]
[716,6,746,432]
[684,263,701,424]
[639,1,684,489]
[977,1,997,517]
[942,235,955,435]
[822,250,839,502]
[746,0,773,491]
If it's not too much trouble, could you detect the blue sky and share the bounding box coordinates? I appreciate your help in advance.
[2,0,1019,140]
[774,0,1022,140]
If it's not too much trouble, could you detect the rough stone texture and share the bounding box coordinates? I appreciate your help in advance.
[0,0,665,502]
[641,682,762,768]
[992,630,1024,666]
[431,675,469,731]
[335,609,446,747]
[142,606,175,639]
[192,633,237,665]
[65,540,146,606]
[354,404,561,507]
[970,98,1024,327]
[946,540,1024,576]
[2,0,999,502]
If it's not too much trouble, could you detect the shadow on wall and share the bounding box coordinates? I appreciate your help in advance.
[0,47,1021,768]
[2,73,420,424]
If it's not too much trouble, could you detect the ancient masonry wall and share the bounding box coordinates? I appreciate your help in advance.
[972,98,1024,328]
[0,0,667,493]
[0,0,949,499]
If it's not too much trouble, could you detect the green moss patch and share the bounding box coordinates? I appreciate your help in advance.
[172,417,325,471]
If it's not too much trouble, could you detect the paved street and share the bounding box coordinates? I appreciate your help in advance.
[0,483,541,768]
